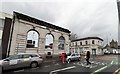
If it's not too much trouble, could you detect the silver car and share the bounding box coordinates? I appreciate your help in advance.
[66,53,81,63]
[0,53,43,70]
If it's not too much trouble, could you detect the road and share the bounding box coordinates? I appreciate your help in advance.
[2,55,120,74]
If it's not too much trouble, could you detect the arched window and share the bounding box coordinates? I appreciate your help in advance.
[26,30,39,48]
[58,36,65,50]
[45,33,54,49]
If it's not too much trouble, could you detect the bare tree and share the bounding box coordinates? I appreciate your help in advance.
[69,33,78,41]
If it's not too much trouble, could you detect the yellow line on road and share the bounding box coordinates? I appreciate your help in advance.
[113,68,120,74]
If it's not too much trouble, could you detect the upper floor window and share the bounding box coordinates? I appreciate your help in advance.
[76,42,77,46]
[26,30,39,48]
[72,43,74,46]
[85,41,88,45]
[45,33,54,49]
[92,40,95,44]
[58,36,65,50]
[80,42,82,45]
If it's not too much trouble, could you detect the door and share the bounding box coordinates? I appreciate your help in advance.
[92,49,96,56]
[71,54,76,60]
[22,54,31,67]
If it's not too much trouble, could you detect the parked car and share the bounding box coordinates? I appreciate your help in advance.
[104,50,111,55]
[0,53,43,70]
[66,53,81,63]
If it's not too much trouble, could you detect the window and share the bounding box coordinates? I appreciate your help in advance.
[70,43,71,46]
[23,54,31,58]
[72,54,75,56]
[45,33,54,49]
[9,55,23,60]
[80,42,82,45]
[92,40,95,44]
[85,41,88,45]
[26,30,39,48]
[58,36,65,50]
[72,43,74,46]
[76,42,77,46]
[31,54,38,57]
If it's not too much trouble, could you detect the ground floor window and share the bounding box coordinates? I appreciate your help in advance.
[58,36,65,50]
[26,30,39,48]
[45,33,54,49]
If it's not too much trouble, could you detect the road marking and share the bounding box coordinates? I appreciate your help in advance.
[113,68,120,74]
[102,63,105,65]
[44,65,50,67]
[14,69,24,72]
[91,60,114,74]
[49,66,76,74]
[91,65,108,74]
[55,63,59,66]
[111,61,114,64]
[31,67,39,70]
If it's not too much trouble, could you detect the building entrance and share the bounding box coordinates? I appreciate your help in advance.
[92,49,96,56]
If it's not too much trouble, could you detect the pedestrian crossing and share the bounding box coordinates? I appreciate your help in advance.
[43,61,108,69]
[73,61,107,68]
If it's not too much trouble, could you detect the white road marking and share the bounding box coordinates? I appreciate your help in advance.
[14,69,24,72]
[102,63,105,65]
[91,66,108,74]
[91,65,97,68]
[49,66,76,74]
[55,63,59,66]
[31,67,39,70]
[44,65,50,67]
[111,61,113,64]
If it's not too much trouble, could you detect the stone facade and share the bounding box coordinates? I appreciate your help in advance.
[70,37,104,55]
[9,12,70,58]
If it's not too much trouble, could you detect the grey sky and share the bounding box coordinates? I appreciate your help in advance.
[1,0,119,45]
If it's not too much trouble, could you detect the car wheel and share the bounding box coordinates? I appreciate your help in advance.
[30,62,38,68]
[67,59,71,63]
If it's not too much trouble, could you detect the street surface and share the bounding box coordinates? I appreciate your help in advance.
[2,55,120,74]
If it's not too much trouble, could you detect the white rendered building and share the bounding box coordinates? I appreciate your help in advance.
[70,37,104,55]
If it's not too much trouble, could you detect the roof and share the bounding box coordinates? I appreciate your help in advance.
[71,37,103,42]
[13,11,71,33]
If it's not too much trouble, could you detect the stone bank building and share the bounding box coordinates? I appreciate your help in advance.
[0,12,71,59]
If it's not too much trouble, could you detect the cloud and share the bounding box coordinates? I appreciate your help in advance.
[1,0,119,45]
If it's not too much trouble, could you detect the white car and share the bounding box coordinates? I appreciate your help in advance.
[0,53,43,70]
[66,53,81,63]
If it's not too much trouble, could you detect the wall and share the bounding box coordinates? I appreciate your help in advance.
[10,18,70,57]
[70,39,103,55]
